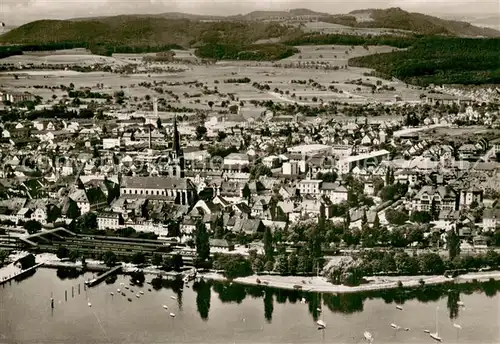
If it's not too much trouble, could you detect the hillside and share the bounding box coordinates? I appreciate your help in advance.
[0,17,297,47]
[344,8,500,37]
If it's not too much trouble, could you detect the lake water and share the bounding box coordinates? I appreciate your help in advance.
[1,268,499,344]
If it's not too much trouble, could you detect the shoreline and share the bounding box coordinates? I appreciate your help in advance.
[38,258,500,294]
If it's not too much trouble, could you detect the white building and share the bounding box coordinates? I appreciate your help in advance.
[103,138,121,150]
[337,150,389,175]
[282,161,299,175]
[97,212,122,230]
[298,179,322,196]
[223,153,249,166]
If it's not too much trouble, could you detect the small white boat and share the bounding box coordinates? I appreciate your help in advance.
[317,307,322,312]
[424,330,431,334]
[430,333,442,342]
[457,301,465,307]
[396,305,403,310]
[316,320,326,329]
[162,305,168,309]
[390,323,400,329]
[117,289,121,292]
[404,328,410,331]
[430,306,442,341]
[120,282,124,286]
[170,313,176,317]
[110,292,114,296]
[88,302,92,307]
[139,291,144,295]
[301,298,306,304]
[453,323,462,329]
[170,296,176,300]
[363,331,373,341]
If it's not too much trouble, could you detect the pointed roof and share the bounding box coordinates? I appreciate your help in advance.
[172,115,181,156]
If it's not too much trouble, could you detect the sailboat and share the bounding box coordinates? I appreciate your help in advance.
[396,305,403,310]
[316,320,326,330]
[390,323,400,330]
[364,331,373,342]
[315,264,326,330]
[429,307,442,342]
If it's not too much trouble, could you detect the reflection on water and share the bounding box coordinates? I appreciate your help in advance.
[179,278,499,322]
[1,268,499,344]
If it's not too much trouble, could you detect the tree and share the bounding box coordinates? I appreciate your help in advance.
[264,260,274,272]
[242,183,251,202]
[410,211,432,223]
[152,253,163,266]
[156,117,163,129]
[208,101,214,109]
[249,164,272,179]
[68,249,81,262]
[131,252,146,265]
[288,252,298,275]
[447,228,461,260]
[71,212,97,233]
[253,256,264,272]
[373,213,380,230]
[263,227,274,262]
[213,215,225,239]
[485,250,499,267]
[418,253,445,274]
[394,252,419,275]
[56,246,69,259]
[195,221,210,262]
[297,248,312,274]
[24,220,42,234]
[171,254,184,271]
[102,251,117,267]
[275,254,289,275]
[385,209,409,226]
[0,250,8,266]
[195,125,207,140]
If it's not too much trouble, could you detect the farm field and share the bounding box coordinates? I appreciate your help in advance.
[0,44,426,117]
[301,21,413,36]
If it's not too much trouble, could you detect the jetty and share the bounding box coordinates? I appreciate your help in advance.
[84,265,122,287]
[0,262,44,286]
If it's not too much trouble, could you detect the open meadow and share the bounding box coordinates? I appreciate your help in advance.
[0,44,426,117]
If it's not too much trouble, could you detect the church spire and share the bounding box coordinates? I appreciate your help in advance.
[172,115,181,156]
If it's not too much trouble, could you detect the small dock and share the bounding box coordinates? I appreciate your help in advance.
[0,263,44,286]
[84,265,122,287]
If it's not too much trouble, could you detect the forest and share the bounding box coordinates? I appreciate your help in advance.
[348,36,500,86]
[283,33,418,48]
[194,43,298,61]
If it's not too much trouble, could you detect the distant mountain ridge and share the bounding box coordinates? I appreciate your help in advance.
[0,7,499,49]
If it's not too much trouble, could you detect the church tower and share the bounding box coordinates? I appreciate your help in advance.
[170,115,185,178]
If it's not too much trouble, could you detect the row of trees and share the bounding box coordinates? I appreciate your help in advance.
[328,249,500,286]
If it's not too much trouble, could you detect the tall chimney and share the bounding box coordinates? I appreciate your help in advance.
[148,125,152,150]
[153,97,158,120]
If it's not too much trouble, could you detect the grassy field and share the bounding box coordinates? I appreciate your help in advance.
[0,44,426,116]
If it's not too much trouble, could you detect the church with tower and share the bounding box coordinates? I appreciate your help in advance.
[120,116,196,206]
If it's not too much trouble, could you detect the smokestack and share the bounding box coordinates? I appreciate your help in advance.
[148,125,152,150]
[153,97,158,120]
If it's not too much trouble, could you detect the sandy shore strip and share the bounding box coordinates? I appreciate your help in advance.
[196,271,500,294]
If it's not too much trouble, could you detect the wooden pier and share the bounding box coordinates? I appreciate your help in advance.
[84,265,122,287]
[0,263,44,286]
